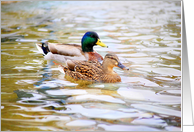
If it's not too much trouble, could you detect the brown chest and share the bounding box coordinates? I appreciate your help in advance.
[88,52,103,62]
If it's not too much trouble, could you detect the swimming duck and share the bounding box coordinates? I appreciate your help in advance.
[58,54,129,83]
[36,31,108,63]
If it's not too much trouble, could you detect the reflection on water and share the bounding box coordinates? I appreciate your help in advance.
[1,1,181,131]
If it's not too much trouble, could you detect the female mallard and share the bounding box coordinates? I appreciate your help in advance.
[58,54,129,83]
[36,31,108,63]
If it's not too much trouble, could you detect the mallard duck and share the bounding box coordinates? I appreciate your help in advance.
[58,54,129,83]
[36,31,108,63]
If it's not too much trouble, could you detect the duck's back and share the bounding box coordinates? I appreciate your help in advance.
[73,61,103,81]
[48,43,83,56]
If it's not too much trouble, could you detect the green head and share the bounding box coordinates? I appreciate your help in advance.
[81,31,108,52]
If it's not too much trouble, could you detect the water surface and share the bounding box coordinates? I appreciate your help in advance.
[1,1,181,131]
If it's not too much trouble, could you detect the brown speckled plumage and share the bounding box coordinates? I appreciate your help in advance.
[59,54,129,83]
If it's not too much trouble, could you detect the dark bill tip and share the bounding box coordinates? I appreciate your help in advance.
[117,62,129,70]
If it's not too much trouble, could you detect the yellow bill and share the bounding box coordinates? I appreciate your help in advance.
[96,39,108,48]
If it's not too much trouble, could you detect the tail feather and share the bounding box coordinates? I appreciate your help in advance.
[41,42,50,55]
[36,42,50,56]
[58,65,68,74]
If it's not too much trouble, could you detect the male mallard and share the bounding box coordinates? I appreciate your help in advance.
[36,31,108,63]
[58,54,129,83]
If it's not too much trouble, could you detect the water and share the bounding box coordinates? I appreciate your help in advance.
[1,1,181,131]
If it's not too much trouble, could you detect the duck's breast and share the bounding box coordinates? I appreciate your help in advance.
[87,51,103,62]
[101,74,121,83]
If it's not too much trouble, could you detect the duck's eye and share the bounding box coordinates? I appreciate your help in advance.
[91,35,94,38]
